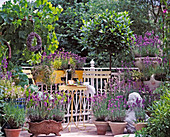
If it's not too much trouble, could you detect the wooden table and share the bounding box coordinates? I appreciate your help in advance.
[59,85,87,131]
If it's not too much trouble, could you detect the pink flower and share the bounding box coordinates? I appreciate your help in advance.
[163,9,167,13]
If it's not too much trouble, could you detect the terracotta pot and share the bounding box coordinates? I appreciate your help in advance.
[93,121,109,135]
[4,128,21,137]
[108,121,127,135]
[134,123,147,131]
[28,120,63,137]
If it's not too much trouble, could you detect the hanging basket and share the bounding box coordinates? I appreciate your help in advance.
[26,32,42,52]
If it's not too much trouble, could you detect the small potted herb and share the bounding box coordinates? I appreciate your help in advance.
[133,98,147,131]
[3,102,26,137]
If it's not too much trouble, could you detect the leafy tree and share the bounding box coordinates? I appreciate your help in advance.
[80,9,133,70]
[0,0,63,65]
[48,0,89,58]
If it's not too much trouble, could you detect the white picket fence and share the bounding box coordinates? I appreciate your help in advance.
[22,59,139,124]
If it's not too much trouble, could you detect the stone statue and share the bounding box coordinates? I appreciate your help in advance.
[125,92,149,133]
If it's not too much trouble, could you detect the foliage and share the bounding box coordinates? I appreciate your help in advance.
[86,0,156,36]
[50,0,89,57]
[138,87,170,137]
[0,0,63,65]
[91,93,108,121]
[11,66,29,87]
[3,102,26,129]
[80,9,133,68]
[133,98,146,123]
[131,31,162,57]
[32,64,53,86]
[107,95,127,122]
[26,91,68,122]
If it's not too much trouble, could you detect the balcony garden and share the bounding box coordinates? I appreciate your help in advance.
[0,0,169,137]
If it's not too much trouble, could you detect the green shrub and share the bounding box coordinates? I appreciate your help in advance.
[147,89,170,137]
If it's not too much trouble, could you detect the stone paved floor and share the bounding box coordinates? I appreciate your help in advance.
[20,123,135,137]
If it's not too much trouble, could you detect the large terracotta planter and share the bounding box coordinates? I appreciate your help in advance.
[93,121,109,135]
[4,128,21,137]
[28,120,63,137]
[134,57,162,70]
[74,70,84,82]
[108,121,127,135]
[134,123,147,131]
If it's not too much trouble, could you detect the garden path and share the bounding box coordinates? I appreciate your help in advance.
[20,123,135,137]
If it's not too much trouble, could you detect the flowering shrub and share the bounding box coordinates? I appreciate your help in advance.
[107,95,127,122]
[131,31,161,57]
[0,78,26,100]
[26,91,68,122]
[91,93,108,121]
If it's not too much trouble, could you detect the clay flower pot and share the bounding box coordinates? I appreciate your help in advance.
[134,123,147,131]
[108,121,127,135]
[4,128,22,137]
[28,120,63,137]
[93,121,109,135]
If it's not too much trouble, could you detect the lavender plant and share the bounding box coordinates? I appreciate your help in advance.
[107,95,127,122]
[131,31,162,57]
[91,93,108,121]
[132,98,146,123]
[26,91,68,122]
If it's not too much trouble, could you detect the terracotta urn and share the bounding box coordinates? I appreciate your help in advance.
[28,120,63,137]
[108,121,127,135]
[134,123,147,131]
[4,128,22,137]
[93,121,109,135]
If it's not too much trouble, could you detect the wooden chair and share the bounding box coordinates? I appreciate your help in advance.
[83,70,111,94]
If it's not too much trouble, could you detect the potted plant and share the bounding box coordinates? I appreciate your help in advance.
[91,93,109,135]
[3,102,26,137]
[133,99,147,131]
[32,63,54,86]
[26,91,67,136]
[107,95,127,135]
[131,31,162,58]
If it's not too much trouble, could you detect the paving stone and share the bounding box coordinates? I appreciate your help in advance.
[20,123,134,137]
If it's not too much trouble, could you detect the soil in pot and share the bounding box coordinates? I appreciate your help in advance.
[154,73,166,81]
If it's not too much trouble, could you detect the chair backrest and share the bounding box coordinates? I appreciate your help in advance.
[22,69,35,85]
[83,70,111,93]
